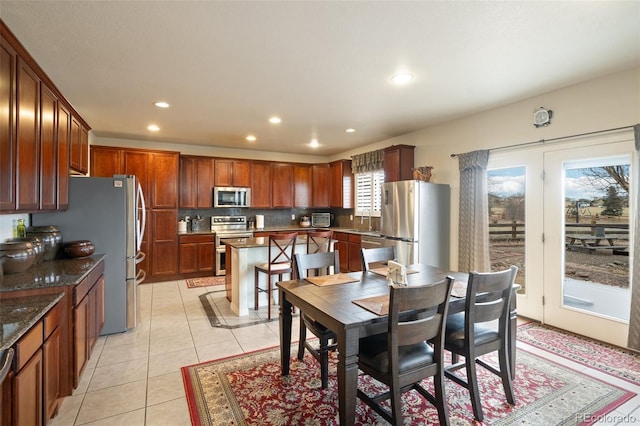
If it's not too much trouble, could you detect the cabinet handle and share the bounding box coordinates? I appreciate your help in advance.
[0,348,14,383]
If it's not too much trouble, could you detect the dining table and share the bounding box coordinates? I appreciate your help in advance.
[276,264,519,425]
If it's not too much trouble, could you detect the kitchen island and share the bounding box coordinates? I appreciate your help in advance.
[224,235,335,316]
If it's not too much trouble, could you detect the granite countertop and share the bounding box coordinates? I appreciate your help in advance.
[179,226,377,236]
[0,254,106,293]
[0,292,64,350]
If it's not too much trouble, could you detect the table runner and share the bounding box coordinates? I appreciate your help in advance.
[305,273,360,286]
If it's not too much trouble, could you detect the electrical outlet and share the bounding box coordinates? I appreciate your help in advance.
[350,214,353,220]
[291,214,295,220]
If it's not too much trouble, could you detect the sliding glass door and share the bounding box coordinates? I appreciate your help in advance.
[488,132,634,346]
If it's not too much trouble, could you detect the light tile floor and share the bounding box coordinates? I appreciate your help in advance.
[49,280,639,425]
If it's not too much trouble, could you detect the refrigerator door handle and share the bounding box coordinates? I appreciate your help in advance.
[137,182,146,252]
[135,269,146,285]
[134,251,146,264]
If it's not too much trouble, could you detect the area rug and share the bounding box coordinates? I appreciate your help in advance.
[185,276,226,289]
[518,322,640,385]
[182,344,634,425]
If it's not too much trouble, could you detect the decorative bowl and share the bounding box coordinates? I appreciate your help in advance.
[63,240,95,258]
[0,241,36,274]
[26,226,62,261]
[6,236,45,264]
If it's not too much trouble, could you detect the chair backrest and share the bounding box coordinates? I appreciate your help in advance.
[361,246,396,271]
[294,251,340,279]
[267,232,298,270]
[464,265,518,330]
[307,230,333,254]
[388,277,454,359]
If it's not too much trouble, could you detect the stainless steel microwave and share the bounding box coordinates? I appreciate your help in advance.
[213,187,251,208]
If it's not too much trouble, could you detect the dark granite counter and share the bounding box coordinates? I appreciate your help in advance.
[0,292,64,350]
[0,254,106,293]
[177,226,377,236]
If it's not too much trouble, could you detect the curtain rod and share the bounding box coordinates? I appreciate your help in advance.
[450,124,637,158]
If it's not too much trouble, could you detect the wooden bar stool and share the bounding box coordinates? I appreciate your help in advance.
[254,232,297,319]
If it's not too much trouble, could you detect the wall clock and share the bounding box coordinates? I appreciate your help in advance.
[533,107,553,127]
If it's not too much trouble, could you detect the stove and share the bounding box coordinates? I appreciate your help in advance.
[211,216,253,276]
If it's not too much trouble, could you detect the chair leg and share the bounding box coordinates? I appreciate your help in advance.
[254,269,259,310]
[298,322,307,360]
[467,358,483,422]
[267,275,272,319]
[319,344,329,389]
[433,368,450,426]
[389,378,403,425]
[498,346,516,405]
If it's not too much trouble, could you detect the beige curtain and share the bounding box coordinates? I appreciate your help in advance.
[458,150,490,273]
[628,124,640,350]
[351,149,384,173]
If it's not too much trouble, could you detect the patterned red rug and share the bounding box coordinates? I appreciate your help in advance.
[182,344,634,425]
[185,276,226,288]
[517,322,640,385]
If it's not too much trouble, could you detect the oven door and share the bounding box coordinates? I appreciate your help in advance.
[215,232,253,275]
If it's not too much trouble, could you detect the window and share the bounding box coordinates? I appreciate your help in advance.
[355,170,384,217]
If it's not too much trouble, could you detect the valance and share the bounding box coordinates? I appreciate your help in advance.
[351,149,384,173]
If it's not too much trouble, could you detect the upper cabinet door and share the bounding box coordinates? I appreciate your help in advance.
[0,36,17,211]
[293,164,312,208]
[57,103,70,210]
[40,84,57,210]
[271,163,293,208]
[151,152,179,209]
[90,146,123,177]
[250,161,271,208]
[312,164,329,208]
[16,57,40,212]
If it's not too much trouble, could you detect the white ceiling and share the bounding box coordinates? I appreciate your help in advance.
[1,1,639,156]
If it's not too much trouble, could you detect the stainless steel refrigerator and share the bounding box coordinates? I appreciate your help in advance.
[380,180,450,269]
[32,175,146,335]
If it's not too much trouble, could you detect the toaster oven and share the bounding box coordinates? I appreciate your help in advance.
[311,212,331,228]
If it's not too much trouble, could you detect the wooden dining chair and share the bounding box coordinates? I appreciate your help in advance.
[443,265,518,422]
[294,251,340,388]
[254,232,297,320]
[306,229,333,255]
[360,246,396,271]
[357,277,454,425]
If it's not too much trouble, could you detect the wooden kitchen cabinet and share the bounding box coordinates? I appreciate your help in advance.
[179,234,215,275]
[151,209,179,277]
[334,231,361,272]
[293,164,312,208]
[179,155,214,208]
[90,145,123,177]
[40,85,57,210]
[384,144,415,182]
[70,116,88,175]
[329,160,352,209]
[56,103,70,210]
[312,164,330,207]
[271,163,293,208]
[43,301,63,421]
[0,34,17,211]
[73,260,105,387]
[13,348,43,426]
[214,159,251,187]
[150,152,179,209]
[251,161,272,208]
[16,57,40,212]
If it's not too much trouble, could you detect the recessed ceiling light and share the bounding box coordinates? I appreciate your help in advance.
[147,124,160,131]
[346,128,356,133]
[390,72,414,85]
[154,101,170,108]
[246,135,257,142]
[269,116,282,124]
[309,138,319,148]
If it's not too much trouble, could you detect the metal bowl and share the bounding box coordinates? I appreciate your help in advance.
[26,226,62,261]
[0,241,36,274]
[63,240,95,258]
[6,236,45,264]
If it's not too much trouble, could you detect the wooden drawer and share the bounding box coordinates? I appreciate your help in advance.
[16,322,43,371]
[43,302,62,338]
[334,232,348,242]
[348,234,361,244]
[180,234,214,243]
[74,259,104,304]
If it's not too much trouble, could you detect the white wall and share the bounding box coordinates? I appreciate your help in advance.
[342,67,639,269]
